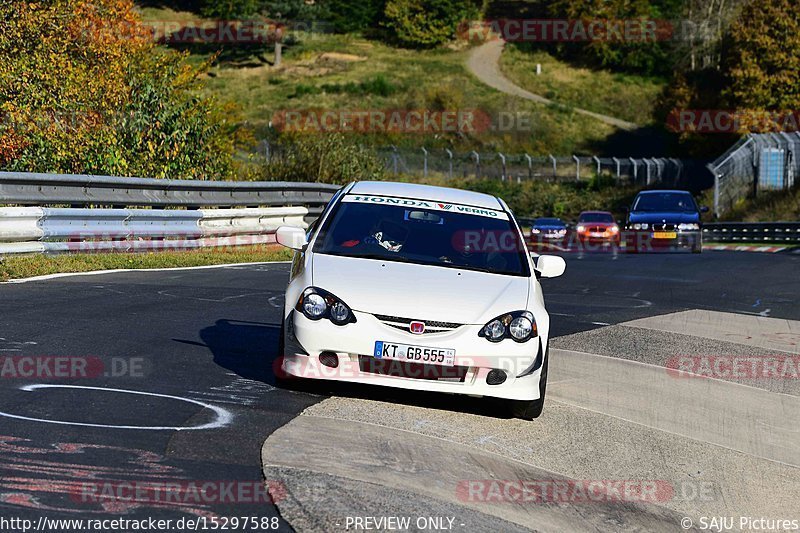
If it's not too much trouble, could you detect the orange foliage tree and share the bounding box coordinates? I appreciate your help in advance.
[0,0,244,179]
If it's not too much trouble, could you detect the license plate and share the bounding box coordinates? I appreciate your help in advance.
[589,232,606,238]
[653,231,677,239]
[374,341,455,367]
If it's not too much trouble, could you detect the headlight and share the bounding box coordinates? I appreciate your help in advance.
[678,223,699,231]
[302,294,327,319]
[609,225,619,233]
[576,225,586,233]
[509,316,533,341]
[556,229,567,235]
[329,301,351,325]
[632,223,649,230]
[531,228,541,234]
[484,319,505,342]
[479,311,537,343]
[296,287,356,325]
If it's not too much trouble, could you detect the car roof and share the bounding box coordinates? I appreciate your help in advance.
[637,190,691,195]
[579,210,613,215]
[349,181,503,210]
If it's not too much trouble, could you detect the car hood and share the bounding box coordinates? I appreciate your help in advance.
[533,225,567,231]
[628,211,700,224]
[311,254,530,325]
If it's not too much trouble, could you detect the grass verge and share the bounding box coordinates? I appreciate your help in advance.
[0,245,293,282]
[499,45,665,127]
[137,7,617,155]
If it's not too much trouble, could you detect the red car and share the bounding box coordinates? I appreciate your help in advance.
[574,211,620,250]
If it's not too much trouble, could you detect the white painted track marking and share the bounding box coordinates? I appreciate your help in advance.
[0,384,233,431]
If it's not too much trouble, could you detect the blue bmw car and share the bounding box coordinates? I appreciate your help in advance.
[625,190,708,253]
[530,217,569,246]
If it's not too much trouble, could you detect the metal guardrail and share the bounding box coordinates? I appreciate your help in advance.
[0,173,340,254]
[0,172,339,215]
[0,206,310,255]
[703,222,800,244]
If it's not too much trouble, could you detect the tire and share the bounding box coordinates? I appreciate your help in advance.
[510,345,549,420]
[275,314,291,387]
[278,314,285,358]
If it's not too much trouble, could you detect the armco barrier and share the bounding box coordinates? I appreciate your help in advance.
[703,222,800,244]
[0,206,309,255]
[0,172,340,255]
[0,172,340,210]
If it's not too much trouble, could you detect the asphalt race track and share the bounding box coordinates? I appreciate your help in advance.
[1,251,799,532]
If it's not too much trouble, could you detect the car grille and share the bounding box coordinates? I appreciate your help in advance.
[358,355,468,382]
[587,225,607,233]
[650,223,676,231]
[373,314,462,334]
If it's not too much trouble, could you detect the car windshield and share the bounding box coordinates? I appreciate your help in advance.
[579,213,614,223]
[632,193,697,212]
[534,218,563,226]
[313,196,530,277]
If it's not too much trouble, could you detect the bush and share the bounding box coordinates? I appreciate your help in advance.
[201,0,261,19]
[260,134,386,184]
[0,0,243,179]
[383,0,481,48]
[323,0,385,33]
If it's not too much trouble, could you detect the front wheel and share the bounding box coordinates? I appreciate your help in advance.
[510,345,549,420]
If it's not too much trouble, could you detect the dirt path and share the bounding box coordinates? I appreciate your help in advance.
[466,39,638,131]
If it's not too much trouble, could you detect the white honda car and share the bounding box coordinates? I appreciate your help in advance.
[275,181,565,419]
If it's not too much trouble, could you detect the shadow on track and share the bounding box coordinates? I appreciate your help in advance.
[196,319,515,420]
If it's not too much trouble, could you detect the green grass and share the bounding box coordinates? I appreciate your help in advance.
[499,46,666,127]
[137,7,618,155]
[0,245,292,282]
[698,185,800,222]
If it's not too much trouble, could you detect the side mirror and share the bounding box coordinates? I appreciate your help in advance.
[275,226,307,251]
[532,254,566,278]
[700,206,710,213]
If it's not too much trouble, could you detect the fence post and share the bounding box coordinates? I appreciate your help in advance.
[391,145,399,174]
[524,154,532,181]
[498,152,507,181]
[644,159,652,185]
[549,154,557,180]
[573,155,580,181]
[629,157,637,182]
[261,140,271,164]
[612,157,620,178]
[593,155,601,176]
[672,158,684,184]
[445,149,453,180]
[713,172,720,219]
[421,147,428,178]
[470,151,480,179]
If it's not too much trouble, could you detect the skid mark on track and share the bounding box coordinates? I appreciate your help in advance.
[0,435,213,517]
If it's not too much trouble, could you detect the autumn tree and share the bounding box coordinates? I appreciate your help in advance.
[722,0,800,109]
[0,0,243,179]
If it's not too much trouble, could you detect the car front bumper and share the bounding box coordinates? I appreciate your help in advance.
[624,230,701,251]
[281,310,547,401]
